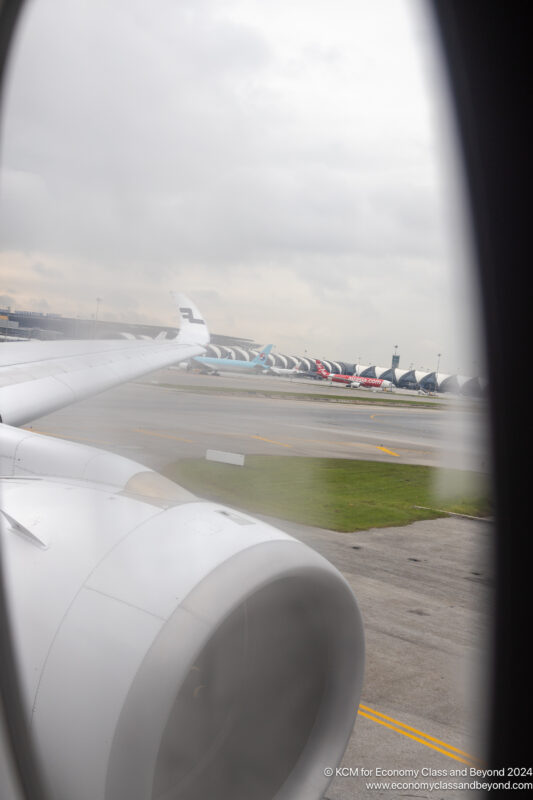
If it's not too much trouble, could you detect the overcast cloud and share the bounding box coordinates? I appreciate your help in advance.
[0,0,483,375]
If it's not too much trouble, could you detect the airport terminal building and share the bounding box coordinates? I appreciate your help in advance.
[197,347,486,396]
[0,306,485,396]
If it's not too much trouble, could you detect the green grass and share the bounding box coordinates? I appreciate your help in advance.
[147,382,445,409]
[163,456,491,532]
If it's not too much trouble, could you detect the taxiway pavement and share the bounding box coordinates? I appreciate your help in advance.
[26,368,489,474]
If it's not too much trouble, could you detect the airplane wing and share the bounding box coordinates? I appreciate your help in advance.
[0,294,208,427]
[0,292,364,800]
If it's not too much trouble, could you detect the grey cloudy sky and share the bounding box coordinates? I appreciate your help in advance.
[0,0,483,375]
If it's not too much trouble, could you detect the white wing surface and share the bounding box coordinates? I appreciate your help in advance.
[0,292,364,800]
[0,294,208,427]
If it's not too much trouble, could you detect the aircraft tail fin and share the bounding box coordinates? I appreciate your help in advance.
[315,359,329,377]
[172,293,210,348]
[251,343,273,365]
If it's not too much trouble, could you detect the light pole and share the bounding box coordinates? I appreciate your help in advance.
[436,353,441,392]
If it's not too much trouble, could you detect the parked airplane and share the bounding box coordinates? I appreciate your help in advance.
[193,343,273,374]
[0,296,364,800]
[268,363,302,376]
[315,359,393,390]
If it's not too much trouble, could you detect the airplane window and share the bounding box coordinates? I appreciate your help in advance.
[1,1,494,798]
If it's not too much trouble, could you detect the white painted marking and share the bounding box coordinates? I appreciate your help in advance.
[206,449,245,466]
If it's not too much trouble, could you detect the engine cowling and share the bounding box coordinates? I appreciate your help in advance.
[1,475,364,800]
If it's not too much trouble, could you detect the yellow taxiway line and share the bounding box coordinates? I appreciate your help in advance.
[375,445,400,457]
[249,435,292,448]
[358,703,481,767]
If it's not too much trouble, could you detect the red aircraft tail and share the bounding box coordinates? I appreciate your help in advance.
[315,360,329,378]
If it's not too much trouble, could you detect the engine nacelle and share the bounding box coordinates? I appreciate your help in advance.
[1,475,364,800]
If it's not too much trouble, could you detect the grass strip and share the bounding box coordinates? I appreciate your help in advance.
[163,456,491,532]
[146,382,444,410]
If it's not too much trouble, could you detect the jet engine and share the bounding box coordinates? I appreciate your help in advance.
[1,464,364,800]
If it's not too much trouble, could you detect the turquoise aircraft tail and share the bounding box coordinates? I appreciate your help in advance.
[251,344,273,366]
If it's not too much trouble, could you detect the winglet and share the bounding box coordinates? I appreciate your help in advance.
[172,293,210,348]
